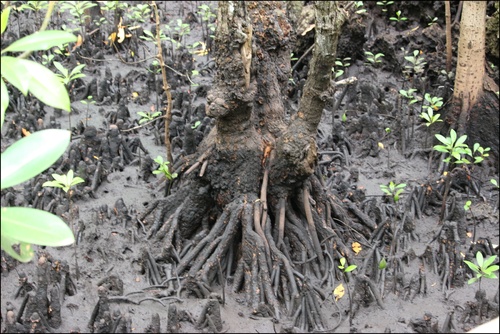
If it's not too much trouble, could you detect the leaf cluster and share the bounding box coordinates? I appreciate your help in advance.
[137,110,162,124]
[380,181,406,202]
[153,156,178,181]
[434,129,490,165]
[42,170,85,194]
[1,7,76,262]
[338,257,357,273]
[463,252,499,285]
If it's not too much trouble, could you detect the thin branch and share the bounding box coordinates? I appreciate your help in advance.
[152,0,173,164]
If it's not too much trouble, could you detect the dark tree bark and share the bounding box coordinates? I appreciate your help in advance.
[144,1,351,328]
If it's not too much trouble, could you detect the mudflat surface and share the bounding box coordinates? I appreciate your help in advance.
[1,1,499,333]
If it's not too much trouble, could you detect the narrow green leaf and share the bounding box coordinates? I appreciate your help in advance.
[482,255,497,268]
[468,277,479,285]
[476,251,484,267]
[53,61,68,78]
[1,56,30,95]
[1,7,10,35]
[2,30,76,53]
[379,258,387,269]
[69,64,86,77]
[1,234,35,262]
[434,134,448,145]
[1,78,8,126]
[1,129,70,189]
[345,265,357,273]
[484,265,499,274]
[42,181,64,189]
[1,207,74,246]
[19,59,71,111]
[463,260,479,273]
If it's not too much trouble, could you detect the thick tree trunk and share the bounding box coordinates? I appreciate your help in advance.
[452,1,486,134]
[145,1,349,326]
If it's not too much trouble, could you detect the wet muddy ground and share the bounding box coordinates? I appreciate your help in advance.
[1,1,499,333]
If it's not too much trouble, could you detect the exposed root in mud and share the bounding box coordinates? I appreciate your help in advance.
[135,150,499,331]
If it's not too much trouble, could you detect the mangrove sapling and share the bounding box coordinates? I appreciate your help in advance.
[137,109,162,125]
[463,251,499,292]
[43,169,85,278]
[433,129,491,222]
[380,181,406,203]
[80,95,95,127]
[389,10,408,24]
[463,200,480,244]
[364,51,384,67]
[153,155,178,196]
[335,257,357,325]
[1,5,76,262]
[42,169,85,235]
[420,93,443,149]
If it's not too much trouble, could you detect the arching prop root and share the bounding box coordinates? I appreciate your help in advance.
[140,171,374,328]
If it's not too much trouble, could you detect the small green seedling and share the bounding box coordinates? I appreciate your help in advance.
[491,179,499,188]
[191,120,201,129]
[423,93,443,114]
[428,16,438,27]
[338,257,357,273]
[54,61,86,86]
[364,51,384,66]
[403,49,426,76]
[43,169,85,194]
[81,95,95,126]
[354,1,367,15]
[341,113,347,122]
[153,156,178,181]
[376,0,394,12]
[390,10,407,23]
[434,129,490,165]
[137,110,162,124]
[399,88,419,105]
[332,58,351,79]
[420,108,442,127]
[41,53,54,66]
[378,257,387,270]
[463,251,499,290]
[380,181,406,202]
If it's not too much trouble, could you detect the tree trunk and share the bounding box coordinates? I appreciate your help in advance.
[144,1,349,327]
[452,1,486,134]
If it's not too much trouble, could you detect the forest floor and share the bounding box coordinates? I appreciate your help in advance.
[1,1,499,333]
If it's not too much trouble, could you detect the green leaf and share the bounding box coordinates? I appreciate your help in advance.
[1,234,35,262]
[379,258,387,269]
[42,180,64,189]
[1,129,70,189]
[483,265,499,275]
[482,255,497,268]
[53,61,69,78]
[476,251,484,267]
[2,31,76,53]
[19,59,71,111]
[1,207,74,246]
[1,7,10,35]
[69,64,86,77]
[434,134,449,146]
[467,277,479,285]
[464,260,480,273]
[345,265,357,273]
[483,272,498,279]
[1,78,8,126]
[1,56,30,95]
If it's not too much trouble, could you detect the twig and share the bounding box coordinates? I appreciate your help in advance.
[151,1,173,164]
